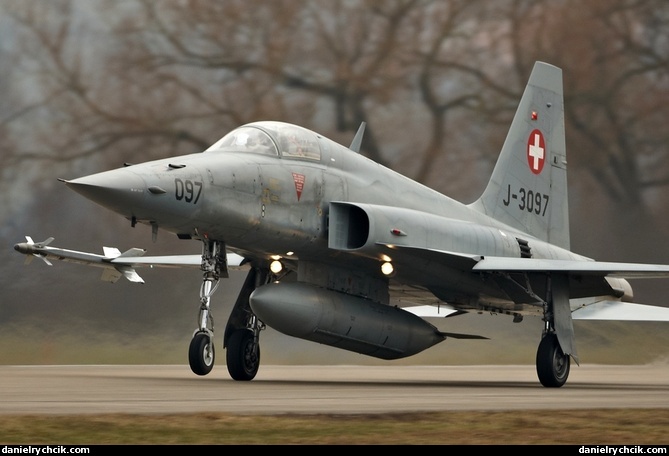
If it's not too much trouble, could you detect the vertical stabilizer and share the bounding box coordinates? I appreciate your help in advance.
[470,62,569,249]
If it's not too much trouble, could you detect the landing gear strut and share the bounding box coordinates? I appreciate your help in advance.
[223,266,270,381]
[226,316,263,381]
[535,274,572,388]
[188,239,226,376]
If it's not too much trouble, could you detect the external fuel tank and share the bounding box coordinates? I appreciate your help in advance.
[249,281,445,359]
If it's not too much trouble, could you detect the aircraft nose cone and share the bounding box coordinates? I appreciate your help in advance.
[63,168,147,215]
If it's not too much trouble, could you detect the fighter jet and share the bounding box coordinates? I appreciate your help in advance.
[15,61,669,387]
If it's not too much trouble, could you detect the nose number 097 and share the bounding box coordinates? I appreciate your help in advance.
[174,178,203,204]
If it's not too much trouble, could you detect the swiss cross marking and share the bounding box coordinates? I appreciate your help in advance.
[527,129,546,175]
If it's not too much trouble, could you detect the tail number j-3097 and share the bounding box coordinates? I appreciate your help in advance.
[502,184,549,216]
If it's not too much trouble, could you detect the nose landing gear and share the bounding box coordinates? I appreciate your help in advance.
[187,238,270,380]
[188,239,226,376]
[189,331,215,375]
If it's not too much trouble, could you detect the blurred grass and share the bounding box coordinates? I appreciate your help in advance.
[1,409,668,444]
[1,317,668,366]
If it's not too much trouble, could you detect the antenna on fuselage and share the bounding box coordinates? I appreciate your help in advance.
[349,122,366,153]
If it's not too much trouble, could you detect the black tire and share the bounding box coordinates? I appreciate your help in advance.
[226,329,260,381]
[189,332,215,376]
[536,333,570,388]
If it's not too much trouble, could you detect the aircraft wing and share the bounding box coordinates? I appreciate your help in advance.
[379,244,669,321]
[475,256,669,321]
[381,244,669,278]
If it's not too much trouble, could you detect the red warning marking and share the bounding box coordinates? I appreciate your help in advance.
[292,172,305,201]
[527,129,545,175]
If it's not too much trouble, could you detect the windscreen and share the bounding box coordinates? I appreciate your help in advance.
[205,127,278,156]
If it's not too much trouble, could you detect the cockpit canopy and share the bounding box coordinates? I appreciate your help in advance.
[205,121,321,161]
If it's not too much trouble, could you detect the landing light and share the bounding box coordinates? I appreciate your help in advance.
[270,260,283,274]
[381,262,394,276]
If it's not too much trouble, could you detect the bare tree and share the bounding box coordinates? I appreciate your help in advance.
[4,0,669,360]
[500,0,669,209]
[4,0,669,230]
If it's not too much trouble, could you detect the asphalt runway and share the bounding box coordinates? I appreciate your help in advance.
[1,364,668,415]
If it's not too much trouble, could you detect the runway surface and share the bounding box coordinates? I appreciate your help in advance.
[1,364,668,415]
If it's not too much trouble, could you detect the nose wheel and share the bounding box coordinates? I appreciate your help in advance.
[189,331,215,375]
[187,238,225,376]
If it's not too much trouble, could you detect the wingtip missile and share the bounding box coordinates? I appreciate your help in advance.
[14,236,122,274]
[13,236,211,282]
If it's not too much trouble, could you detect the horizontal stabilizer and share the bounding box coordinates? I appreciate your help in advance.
[440,331,489,340]
[403,304,463,318]
[473,256,669,278]
[572,300,669,321]
[404,305,486,339]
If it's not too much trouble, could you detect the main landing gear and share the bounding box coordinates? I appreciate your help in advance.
[225,315,263,381]
[187,238,270,381]
[223,266,270,381]
[536,332,570,387]
[535,274,573,388]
